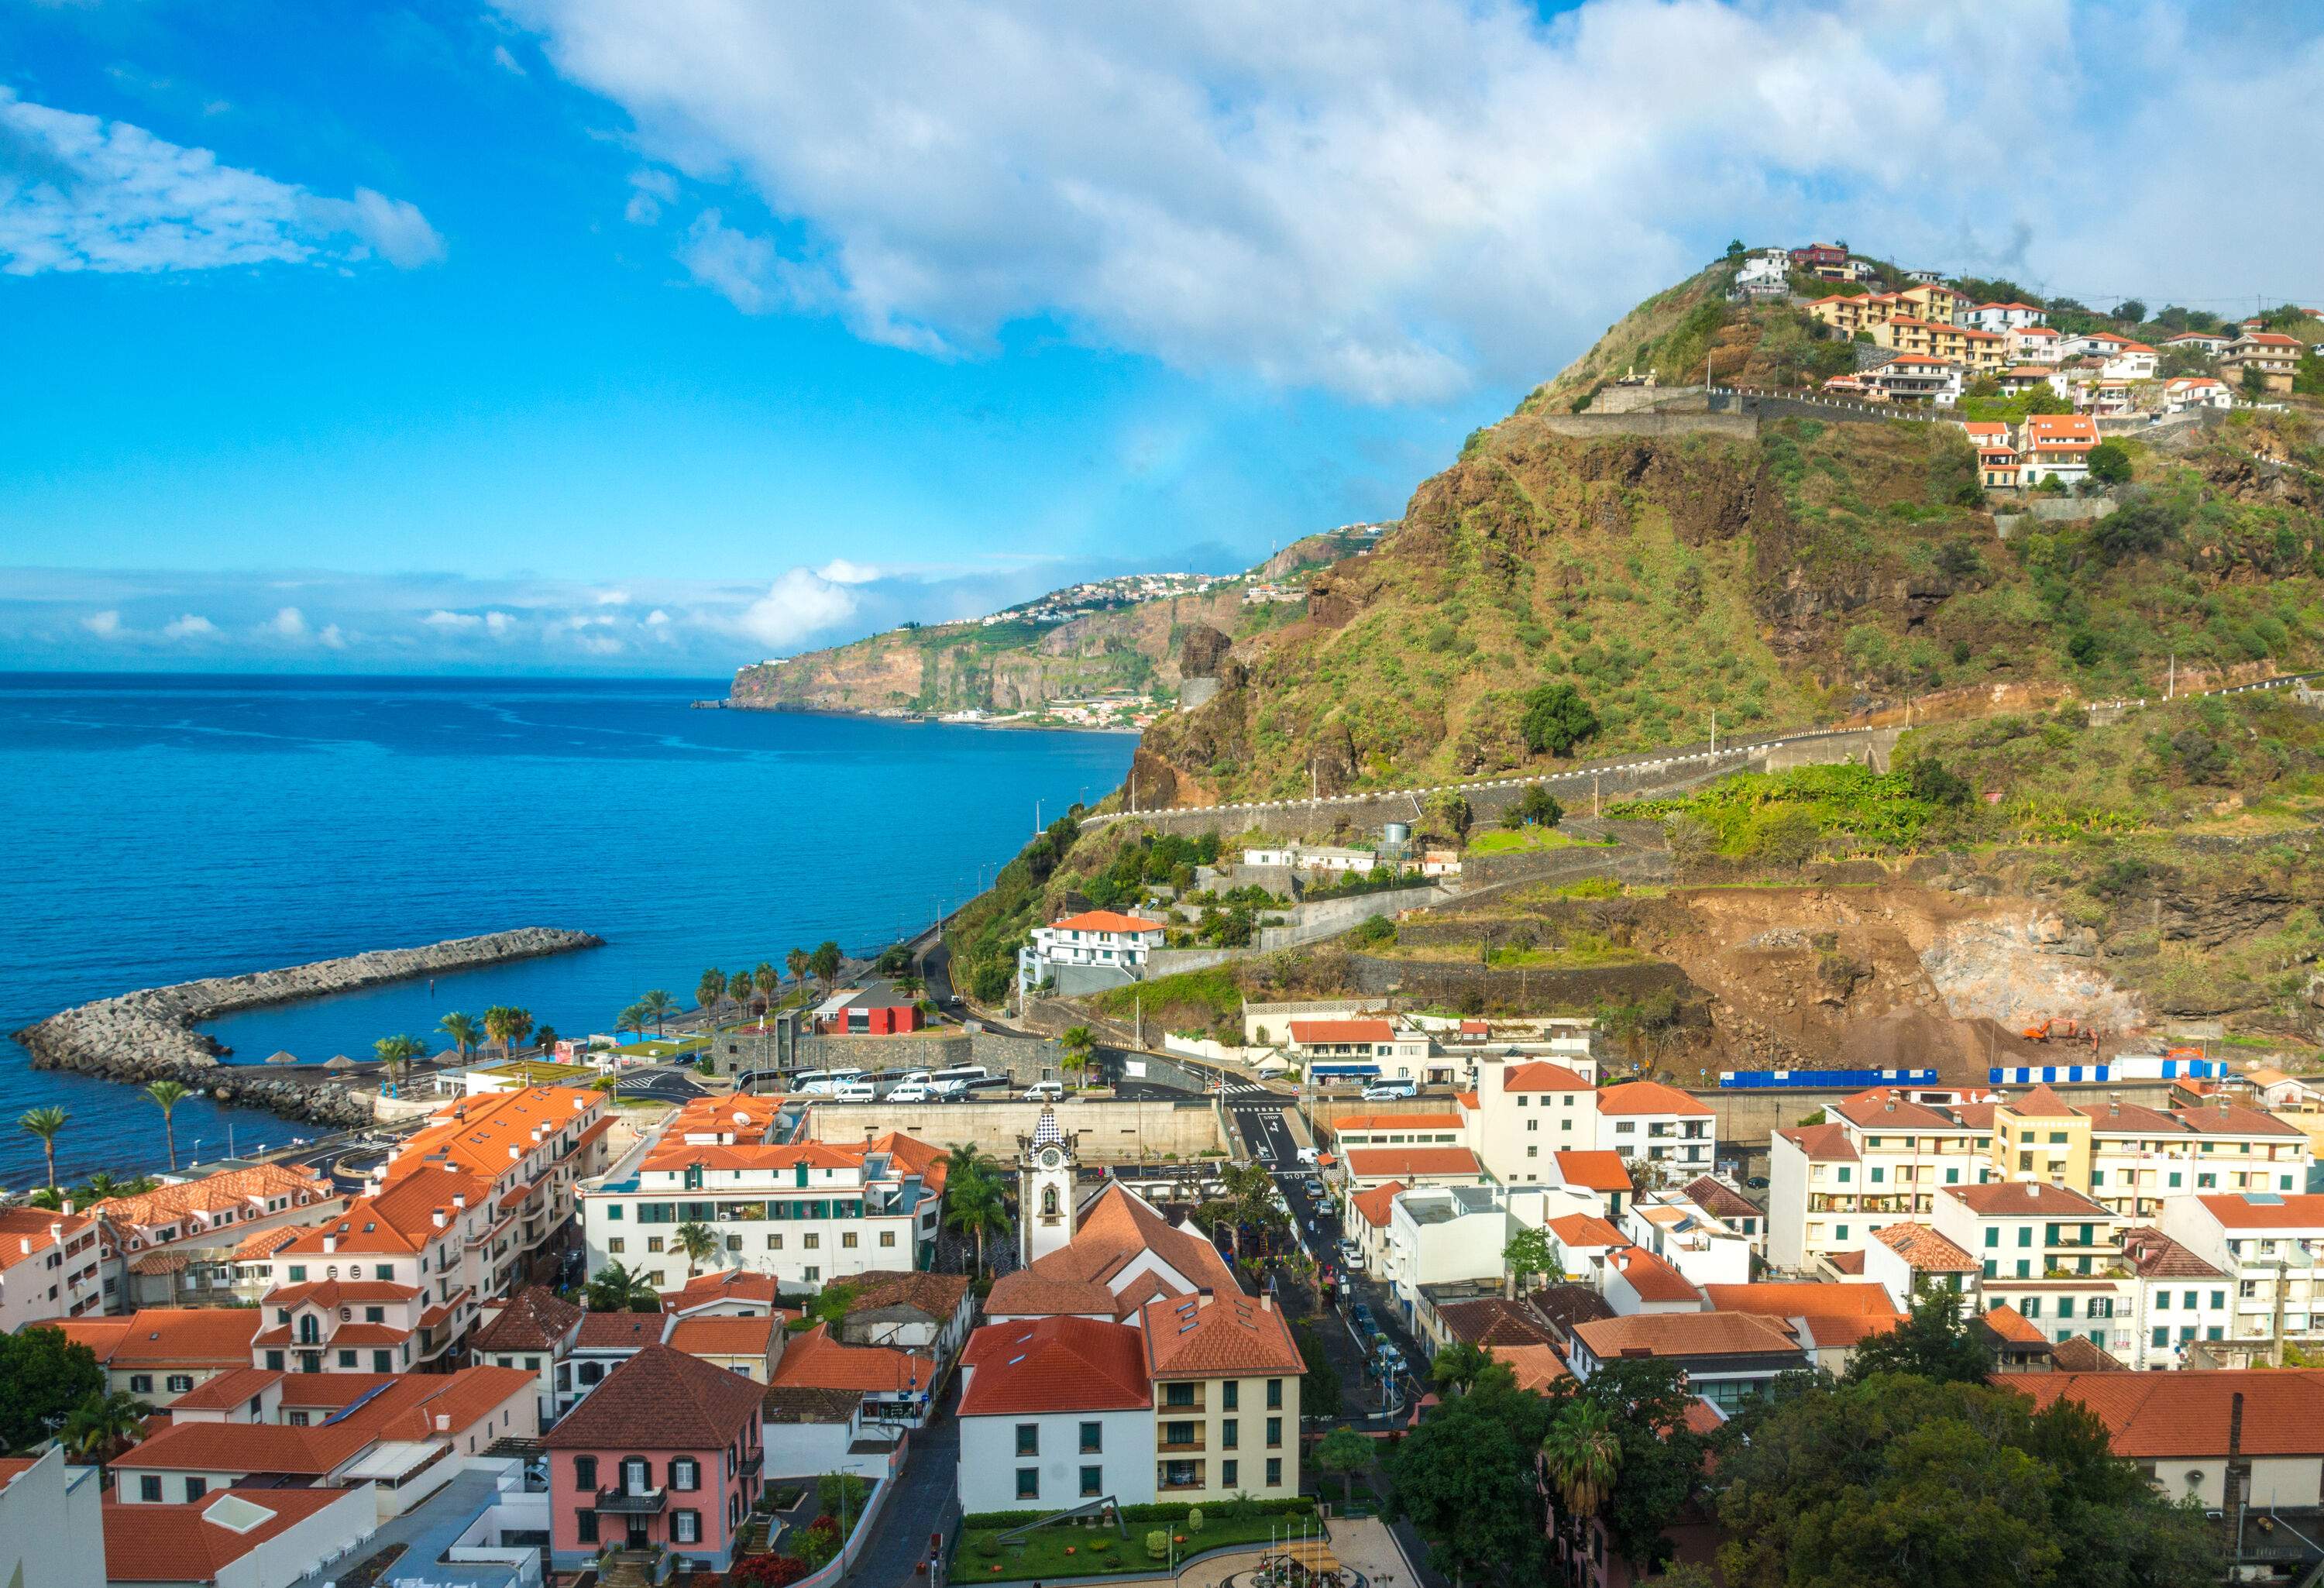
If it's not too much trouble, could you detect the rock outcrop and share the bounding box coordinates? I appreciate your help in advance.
[13,927,602,1128]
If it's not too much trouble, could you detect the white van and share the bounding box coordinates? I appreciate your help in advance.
[1023,1080,1064,1102]
[885,1082,933,1103]
[834,1080,878,1102]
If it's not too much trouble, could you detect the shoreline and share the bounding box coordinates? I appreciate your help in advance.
[721,696,1147,734]
[12,926,603,1133]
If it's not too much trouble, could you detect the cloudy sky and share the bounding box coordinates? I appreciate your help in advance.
[5,1,2321,675]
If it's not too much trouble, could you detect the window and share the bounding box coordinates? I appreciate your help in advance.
[803,1267,819,1282]
[1834,1225,1849,1243]
[881,1230,896,1247]
[1166,1383,1196,1408]
[184,1478,207,1502]
[2211,1291,2226,1309]
[1222,1419,1239,1449]
[647,1236,665,1253]
[338,1350,357,1369]
[287,1265,308,1282]
[674,1458,700,1491]
[1080,1422,1102,1454]
[1016,1425,1040,1458]
[841,1232,858,1249]
[2152,1326,2168,1349]
[767,1235,782,1250]
[578,1512,600,1545]
[2016,1260,2030,1278]
[375,1263,394,1280]
[1869,1167,1884,1184]
[2057,1298,2075,1318]
[2022,1298,2040,1318]
[1016,1469,1040,1501]
[804,1234,820,1249]
[167,1373,195,1393]
[624,1457,650,1494]
[1836,1167,1851,1184]
[1945,1167,1959,1184]
[139,1476,162,1502]
[1266,1379,1282,1410]
[2154,1291,2171,1311]
[674,1511,700,1544]
[1266,1458,1282,1487]
[373,1350,394,1372]
[1222,1382,1239,1411]
[1267,1417,1282,1447]
[1222,1459,1239,1488]
[607,1236,626,1253]
[129,1374,153,1394]
[1983,1229,1998,1249]
[1081,1465,1104,1497]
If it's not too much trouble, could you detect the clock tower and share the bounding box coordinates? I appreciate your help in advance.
[1017,1107,1078,1265]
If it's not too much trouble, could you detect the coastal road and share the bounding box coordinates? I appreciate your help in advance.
[613,1066,707,1103]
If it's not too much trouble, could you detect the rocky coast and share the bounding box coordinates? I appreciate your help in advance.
[12,927,602,1129]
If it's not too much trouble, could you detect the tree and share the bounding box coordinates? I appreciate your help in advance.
[785,947,811,999]
[1724,239,1745,262]
[1540,1397,1621,1538]
[438,1010,483,1062]
[61,1388,153,1465]
[638,989,677,1036]
[1314,1426,1374,1511]
[698,968,727,1020]
[2113,298,2145,325]
[483,1005,532,1059]
[1503,1225,1563,1294]
[728,969,755,1018]
[1567,1358,1712,1575]
[2085,439,2132,484]
[809,940,844,992]
[616,1003,648,1040]
[1715,1373,2217,1588]
[673,1220,719,1280]
[1432,1340,1494,1396]
[1511,785,1564,828]
[1521,682,1601,757]
[894,971,923,999]
[1843,1284,1992,1385]
[142,1081,191,1172]
[584,1260,661,1312]
[1059,1026,1097,1090]
[80,1170,126,1205]
[1294,1320,1342,1421]
[19,1105,67,1191]
[942,1153,1010,1273]
[753,961,780,1017]
[0,1326,105,1450]
[373,1033,425,1089]
[533,1024,559,1057]
[1388,1375,1554,1588]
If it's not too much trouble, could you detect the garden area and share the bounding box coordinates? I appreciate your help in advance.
[955,1499,1320,1583]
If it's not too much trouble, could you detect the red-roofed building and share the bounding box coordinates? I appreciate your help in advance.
[0,1205,104,1331]
[1551,1151,1635,1216]
[1342,1146,1485,1188]
[102,1483,378,1586]
[380,1083,614,1287]
[1023,910,1167,992]
[2004,1371,2324,1521]
[1142,1290,1304,1502]
[2161,1192,2324,1348]
[50,1308,263,1408]
[2223,332,2300,393]
[1326,1112,1466,1151]
[1595,1082,1715,1172]
[1603,1243,1703,1315]
[1569,1312,1807,1413]
[986,1180,1241,1324]
[957,1315,1154,1511]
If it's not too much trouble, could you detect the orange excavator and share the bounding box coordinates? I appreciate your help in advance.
[2022,1017,2101,1053]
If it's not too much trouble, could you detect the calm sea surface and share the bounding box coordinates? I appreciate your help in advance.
[0,673,1133,1188]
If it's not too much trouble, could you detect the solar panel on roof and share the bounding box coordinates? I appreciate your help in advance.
[2249,1192,2286,1205]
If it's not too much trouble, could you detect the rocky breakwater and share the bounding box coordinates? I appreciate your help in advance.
[12,927,603,1129]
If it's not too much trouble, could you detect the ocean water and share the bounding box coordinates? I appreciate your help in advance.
[0,673,1134,1189]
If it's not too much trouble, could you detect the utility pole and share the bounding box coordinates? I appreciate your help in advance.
[1710,708,1717,757]
[2167,651,2175,701]
[1593,771,1600,818]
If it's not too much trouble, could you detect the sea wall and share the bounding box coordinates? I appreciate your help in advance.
[12,927,603,1129]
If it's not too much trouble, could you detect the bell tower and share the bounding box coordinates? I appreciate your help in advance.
[1017,1107,1078,1265]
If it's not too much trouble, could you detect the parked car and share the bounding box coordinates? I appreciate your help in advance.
[1350,1303,1377,1336]
[1023,1080,1065,1102]
[1339,1239,1363,1265]
[885,1082,933,1102]
[834,1081,877,1102]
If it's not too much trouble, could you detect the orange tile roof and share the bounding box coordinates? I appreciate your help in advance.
[1596,1081,1713,1116]
[1948,1181,2114,1218]
[2006,1370,2324,1457]
[233,1226,304,1262]
[2119,1228,2224,1280]
[103,1487,363,1583]
[1329,1112,1466,1134]
[2192,1192,2324,1229]
[283,1164,495,1256]
[547,1345,767,1449]
[1833,1088,1973,1131]
[768,1324,933,1394]
[51,1308,261,1369]
[1343,1146,1481,1181]
[0,1206,95,1273]
[1504,1061,1592,1091]
[1777,1123,1858,1161]
[1348,1181,1407,1230]
[1703,1282,1903,1318]
[94,1164,335,1236]
[122,1367,532,1475]
[265,1278,421,1308]
[2173,1100,2301,1137]
[473,1286,585,1352]
[1978,1303,2047,1345]
[1872,1222,1978,1272]
[574,1311,665,1350]
[1454,1090,1481,1110]
[167,1368,284,1412]
[1291,1019,1395,1044]
[666,1315,781,1359]
[642,1137,865,1175]
[1573,1311,1800,1361]
[1047,910,1167,934]
[982,1273,1122,1316]
[1497,1342,1570,1393]
[960,1316,1152,1416]
[1140,1292,1305,1377]
[387,1084,605,1184]
[988,1181,1239,1321]
[1605,1244,1701,1304]
[662,1269,789,1315]
[1552,1150,1633,1192]
[1547,1213,1625,1248]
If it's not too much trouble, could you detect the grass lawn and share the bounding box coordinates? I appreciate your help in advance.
[610,1036,711,1059]
[1466,827,1611,856]
[959,1512,1317,1583]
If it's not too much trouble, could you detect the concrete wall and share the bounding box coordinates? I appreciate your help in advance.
[1762,726,1900,774]
[1257,884,1456,950]
[1586,384,1707,414]
[799,1098,1226,1160]
[1148,948,1243,977]
[1533,411,1760,442]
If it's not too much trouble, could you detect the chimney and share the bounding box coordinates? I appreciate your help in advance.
[17,1238,27,1256]
[323,1236,337,1253]
[432,1212,448,1229]
[1260,1292,1272,1311]
[435,1414,450,1432]
[50,1222,64,1243]
[510,1146,521,1160]
[2025,1183,2038,1200]
[61,1198,74,1215]
[453,1194,466,1210]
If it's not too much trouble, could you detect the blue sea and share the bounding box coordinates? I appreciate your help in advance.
[0,673,1134,1189]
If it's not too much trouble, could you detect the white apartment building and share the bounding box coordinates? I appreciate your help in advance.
[2160,1192,2324,1348]
[1458,1061,1715,1187]
[2100,343,2158,380]
[1963,301,2047,333]
[1240,844,1377,874]
[2119,1225,2232,1370]
[1935,1180,2123,1285]
[0,1207,104,1331]
[1380,1185,1535,1326]
[581,1098,944,1292]
[1019,909,1167,992]
[2164,376,2233,412]
[2162,330,2231,356]
[957,1316,1156,1513]
[1596,1081,1715,1170]
[1622,1194,1751,1290]
[2007,325,2063,363]
[1287,1019,1433,1084]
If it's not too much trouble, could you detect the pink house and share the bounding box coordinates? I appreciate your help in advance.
[542,1342,765,1574]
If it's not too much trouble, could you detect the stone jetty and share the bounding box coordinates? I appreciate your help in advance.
[12,927,603,1129]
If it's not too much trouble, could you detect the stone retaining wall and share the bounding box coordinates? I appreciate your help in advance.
[1342,951,1694,1011]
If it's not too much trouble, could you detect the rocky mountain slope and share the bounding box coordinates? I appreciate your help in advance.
[727,525,1385,717]
[1130,263,2324,807]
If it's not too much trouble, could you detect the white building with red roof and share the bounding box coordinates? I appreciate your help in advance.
[957,1315,1155,1511]
[2163,329,2230,356]
[0,1205,104,1331]
[1962,301,2047,334]
[1284,1017,1432,1084]
[1020,909,1168,993]
[2160,1191,2324,1347]
[2222,331,2302,393]
[1595,1081,1716,1170]
[2006,323,2063,363]
[2164,375,2233,412]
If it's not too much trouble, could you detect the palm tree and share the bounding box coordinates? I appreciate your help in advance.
[142,1081,191,1172]
[80,1170,126,1206]
[728,969,755,1019]
[438,1010,483,1064]
[809,940,842,999]
[1540,1398,1621,1535]
[617,1003,649,1041]
[638,990,677,1037]
[785,947,811,1002]
[753,962,779,1020]
[26,1187,64,1211]
[61,1389,153,1466]
[943,1161,1011,1275]
[673,1220,719,1280]
[697,968,727,1022]
[584,1260,661,1312]
[483,1005,533,1060]
[1431,1340,1494,1396]
[1059,1026,1096,1091]
[19,1107,67,1193]
[533,1024,559,1058]
[1215,1160,1278,1259]
[894,971,923,999]
[373,1033,425,1090]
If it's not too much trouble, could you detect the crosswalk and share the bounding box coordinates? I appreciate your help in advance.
[1219,1083,1277,1100]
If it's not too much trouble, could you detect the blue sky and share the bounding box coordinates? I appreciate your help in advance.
[5,0,2322,675]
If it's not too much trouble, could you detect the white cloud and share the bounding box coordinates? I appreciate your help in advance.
[624,167,677,225]
[81,609,122,638]
[497,0,2324,403]
[161,613,217,638]
[816,559,881,585]
[266,606,308,637]
[0,89,445,276]
[493,43,527,75]
[318,623,347,649]
[485,610,514,635]
[737,565,865,651]
[645,608,671,625]
[423,609,484,630]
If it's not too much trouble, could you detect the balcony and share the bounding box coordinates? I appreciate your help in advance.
[740,1449,763,1476]
[595,1487,668,1514]
[1156,1390,1205,1414]
[1157,1466,1206,1493]
[1156,1435,1206,1454]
